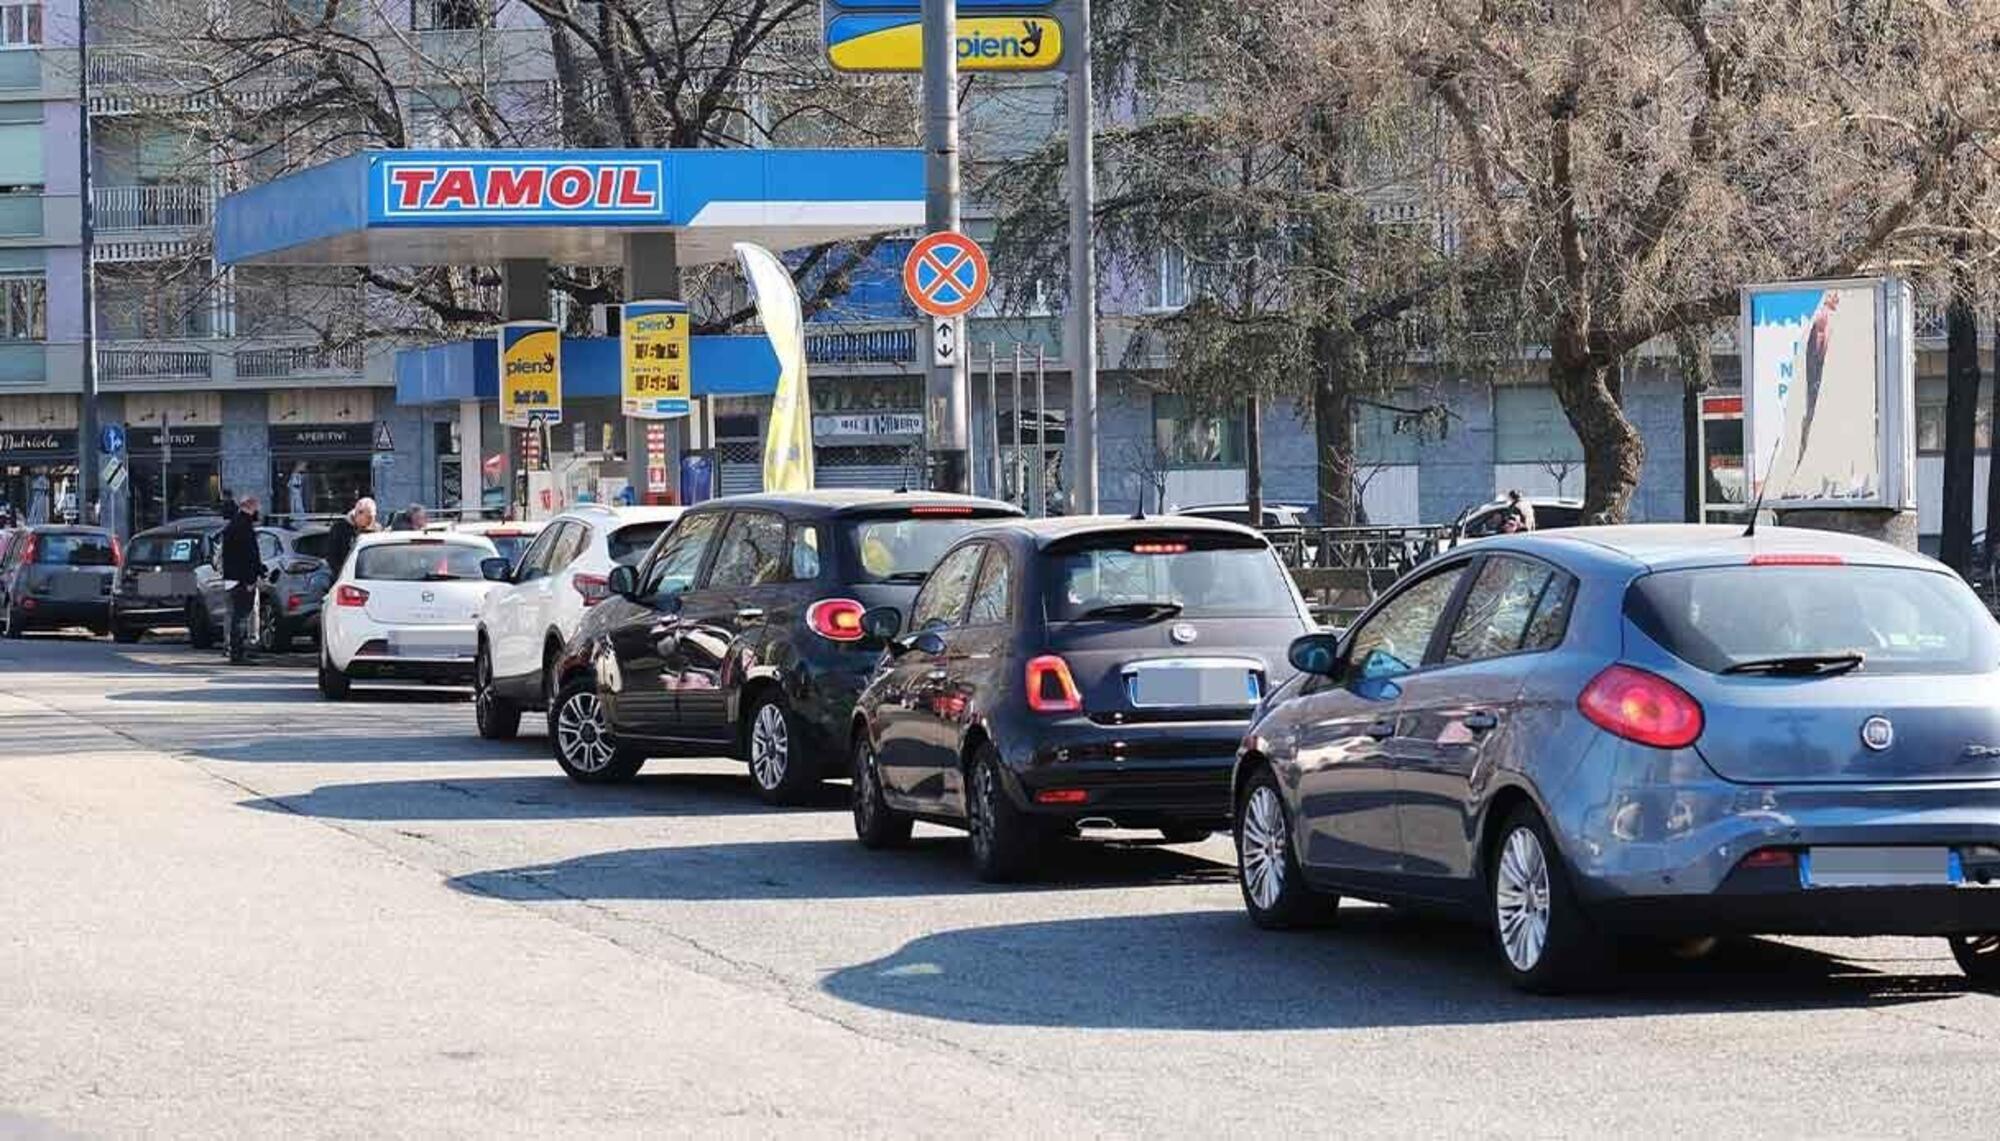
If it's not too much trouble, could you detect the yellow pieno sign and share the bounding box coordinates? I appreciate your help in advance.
[498,321,562,428]
[622,300,692,419]
[825,14,1063,73]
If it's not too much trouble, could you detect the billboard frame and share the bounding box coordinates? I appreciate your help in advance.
[1739,274,1915,513]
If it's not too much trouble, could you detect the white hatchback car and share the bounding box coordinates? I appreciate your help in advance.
[318,531,500,700]
[472,504,683,738]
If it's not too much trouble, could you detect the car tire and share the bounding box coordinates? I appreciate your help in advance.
[1235,766,1337,929]
[745,692,818,806]
[852,733,913,849]
[1489,805,1605,994]
[967,744,1037,882]
[4,605,24,638]
[112,620,141,644]
[1159,826,1212,845]
[1948,935,2000,990]
[256,599,282,655]
[550,679,644,783]
[267,611,293,655]
[474,642,521,741]
[317,652,351,700]
[187,602,214,649]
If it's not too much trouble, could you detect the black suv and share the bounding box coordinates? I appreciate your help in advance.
[849,516,1314,880]
[547,490,1024,803]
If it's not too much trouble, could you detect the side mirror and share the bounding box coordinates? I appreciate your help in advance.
[911,629,948,657]
[606,564,638,599]
[481,557,514,584]
[859,606,902,646]
[1287,632,1344,678]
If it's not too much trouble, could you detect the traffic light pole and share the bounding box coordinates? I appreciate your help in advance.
[921,0,969,494]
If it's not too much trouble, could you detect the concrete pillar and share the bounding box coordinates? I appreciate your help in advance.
[623,233,682,502]
[457,398,482,521]
[1770,507,1920,552]
[499,259,550,515]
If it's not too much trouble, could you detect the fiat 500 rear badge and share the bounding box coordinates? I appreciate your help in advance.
[1860,716,1894,751]
[1169,623,1198,644]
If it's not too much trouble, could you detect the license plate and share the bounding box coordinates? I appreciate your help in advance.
[389,630,471,658]
[1126,661,1259,708]
[53,577,104,600]
[1802,846,1957,888]
[137,571,173,596]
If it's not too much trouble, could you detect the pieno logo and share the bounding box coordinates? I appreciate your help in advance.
[959,19,1046,61]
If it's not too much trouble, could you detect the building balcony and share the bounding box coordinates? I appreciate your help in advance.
[94,185,212,234]
[96,339,370,391]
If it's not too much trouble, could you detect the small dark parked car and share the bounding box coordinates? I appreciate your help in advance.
[193,525,334,653]
[848,516,1315,880]
[545,490,1025,803]
[0,525,121,637]
[111,516,223,643]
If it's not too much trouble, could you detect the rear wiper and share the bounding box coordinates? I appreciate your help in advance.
[1075,601,1185,621]
[881,571,930,583]
[1722,652,1865,677]
[421,573,467,582]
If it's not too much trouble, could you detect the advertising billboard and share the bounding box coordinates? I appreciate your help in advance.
[498,321,563,428]
[1741,277,1914,511]
[621,300,692,419]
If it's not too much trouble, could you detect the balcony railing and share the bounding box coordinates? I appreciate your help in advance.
[88,50,210,89]
[237,343,365,379]
[805,326,915,366]
[100,346,213,381]
[94,185,212,232]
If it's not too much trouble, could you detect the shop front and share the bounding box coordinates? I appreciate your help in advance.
[0,428,78,525]
[271,424,377,520]
[129,425,223,531]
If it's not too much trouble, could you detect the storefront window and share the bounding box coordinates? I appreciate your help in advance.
[276,459,373,518]
[0,275,44,339]
[1915,377,1992,454]
[1153,394,1244,467]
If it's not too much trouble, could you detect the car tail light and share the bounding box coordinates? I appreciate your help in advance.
[110,536,123,567]
[335,584,370,608]
[806,598,866,642]
[1748,553,1844,566]
[19,596,34,610]
[573,573,610,607]
[17,533,34,564]
[287,594,304,612]
[1035,789,1089,805]
[909,505,974,516]
[1738,847,1797,870]
[1578,665,1704,749]
[1026,654,1083,713]
[1131,542,1188,554]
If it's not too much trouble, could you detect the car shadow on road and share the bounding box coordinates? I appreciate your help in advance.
[820,908,1970,1030]
[447,836,1235,903]
[109,684,466,705]
[239,772,848,817]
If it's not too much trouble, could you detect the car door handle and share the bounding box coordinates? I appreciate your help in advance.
[735,607,765,621]
[925,669,949,682]
[1462,710,1499,733]
[1367,718,1397,740]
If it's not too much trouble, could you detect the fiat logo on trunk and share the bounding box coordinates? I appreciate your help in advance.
[1169,623,1198,644]
[1860,716,1894,752]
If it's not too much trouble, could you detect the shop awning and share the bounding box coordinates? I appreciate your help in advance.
[216,148,926,268]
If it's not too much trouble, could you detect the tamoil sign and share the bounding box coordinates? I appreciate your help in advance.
[499,321,563,428]
[823,0,1062,73]
[372,156,669,224]
[622,300,692,419]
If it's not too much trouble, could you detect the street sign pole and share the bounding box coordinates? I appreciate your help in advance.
[921,0,969,494]
[1064,0,1097,514]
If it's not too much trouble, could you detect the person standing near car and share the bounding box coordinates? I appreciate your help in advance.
[323,497,376,581]
[221,493,263,664]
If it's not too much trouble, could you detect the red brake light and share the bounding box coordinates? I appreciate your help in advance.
[1132,542,1188,554]
[1578,665,1704,749]
[110,536,123,567]
[287,594,304,611]
[573,573,610,606]
[807,598,867,642]
[910,505,974,516]
[1034,789,1090,805]
[336,584,370,608]
[18,533,34,563]
[1738,848,1797,870]
[1748,554,1844,566]
[1026,654,1083,713]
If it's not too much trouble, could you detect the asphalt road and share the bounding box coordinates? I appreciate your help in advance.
[4,633,2000,1138]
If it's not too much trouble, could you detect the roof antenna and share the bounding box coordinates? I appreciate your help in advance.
[1743,399,1795,538]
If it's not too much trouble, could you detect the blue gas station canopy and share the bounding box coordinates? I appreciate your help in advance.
[216,148,925,267]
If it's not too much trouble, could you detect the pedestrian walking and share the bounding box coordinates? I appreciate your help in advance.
[323,497,377,581]
[221,493,263,664]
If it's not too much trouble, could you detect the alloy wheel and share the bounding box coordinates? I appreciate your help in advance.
[1238,785,1290,912]
[1495,826,1553,971]
[853,741,880,831]
[749,703,789,791]
[556,691,615,773]
[969,761,996,863]
[475,649,497,722]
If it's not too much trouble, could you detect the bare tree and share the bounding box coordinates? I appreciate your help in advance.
[1537,453,1578,498]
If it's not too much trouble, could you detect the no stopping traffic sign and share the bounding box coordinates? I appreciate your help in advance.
[903,232,991,319]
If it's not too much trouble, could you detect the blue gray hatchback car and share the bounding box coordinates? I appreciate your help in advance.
[1233,524,2000,992]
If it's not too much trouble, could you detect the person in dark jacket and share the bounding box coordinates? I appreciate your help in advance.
[322,496,377,582]
[220,494,264,663]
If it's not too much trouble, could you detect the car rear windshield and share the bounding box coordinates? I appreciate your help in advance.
[1043,532,1298,621]
[128,534,203,565]
[291,532,330,560]
[847,513,1011,583]
[609,522,670,566]
[354,542,489,582]
[1626,564,2000,676]
[484,532,535,564]
[36,532,118,567]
